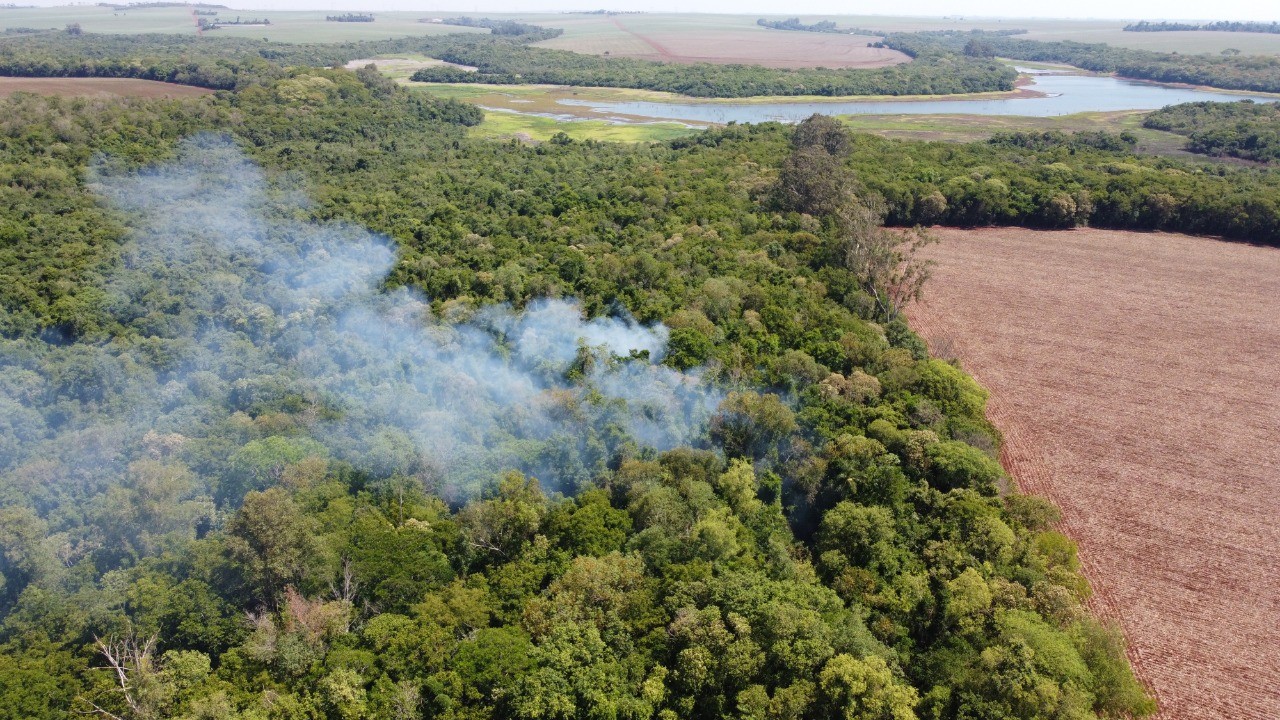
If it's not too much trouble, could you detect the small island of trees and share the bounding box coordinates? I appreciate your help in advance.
[1124,20,1280,34]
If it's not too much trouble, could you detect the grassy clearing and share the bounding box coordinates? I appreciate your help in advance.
[346,55,453,81]
[836,110,1191,154]
[469,110,699,143]
[410,81,701,142]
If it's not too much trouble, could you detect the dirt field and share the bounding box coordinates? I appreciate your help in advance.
[536,15,909,69]
[525,13,1280,58]
[906,227,1280,720]
[0,77,213,99]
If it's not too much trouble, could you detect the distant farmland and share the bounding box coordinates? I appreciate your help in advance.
[525,13,1280,58]
[533,15,909,68]
[907,227,1280,720]
[0,76,213,98]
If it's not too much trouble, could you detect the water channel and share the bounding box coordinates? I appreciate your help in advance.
[551,72,1270,124]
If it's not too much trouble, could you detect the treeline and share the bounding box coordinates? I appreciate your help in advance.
[830,128,1280,242]
[0,32,357,88]
[1125,20,1280,34]
[1143,100,1280,163]
[0,71,1153,720]
[98,1,226,7]
[0,32,472,90]
[0,31,571,90]
[206,15,269,26]
[326,13,373,23]
[876,29,1026,58]
[882,30,1280,93]
[756,17,870,34]
[437,16,563,38]
[409,36,1015,97]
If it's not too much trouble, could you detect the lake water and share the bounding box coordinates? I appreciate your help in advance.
[555,74,1269,124]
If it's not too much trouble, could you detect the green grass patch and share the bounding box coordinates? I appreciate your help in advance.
[471,110,699,143]
[836,110,1192,154]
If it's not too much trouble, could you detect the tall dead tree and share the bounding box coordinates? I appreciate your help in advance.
[841,212,936,323]
[83,633,160,720]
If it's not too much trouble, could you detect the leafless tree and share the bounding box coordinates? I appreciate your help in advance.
[841,215,937,323]
[330,556,359,603]
[82,633,159,720]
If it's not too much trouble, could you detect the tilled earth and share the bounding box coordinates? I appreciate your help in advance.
[0,76,214,98]
[906,227,1280,720]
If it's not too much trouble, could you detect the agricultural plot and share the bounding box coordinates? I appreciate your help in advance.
[0,76,212,98]
[525,13,1280,58]
[531,14,909,68]
[906,227,1280,720]
[0,7,485,42]
[1019,27,1280,55]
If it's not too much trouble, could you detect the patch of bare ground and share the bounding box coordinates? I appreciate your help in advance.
[906,227,1280,720]
[598,19,909,69]
[0,76,213,98]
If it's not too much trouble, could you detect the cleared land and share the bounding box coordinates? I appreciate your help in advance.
[535,14,908,68]
[521,13,1280,57]
[9,8,1279,56]
[0,76,213,98]
[906,227,1280,720]
[0,7,486,42]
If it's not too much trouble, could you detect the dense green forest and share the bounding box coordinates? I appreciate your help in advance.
[1124,20,1280,34]
[0,30,569,91]
[0,57,1164,720]
[1143,100,1280,163]
[845,130,1280,241]
[0,32,358,89]
[881,30,1280,93]
[0,28,1016,98]
[405,37,1015,98]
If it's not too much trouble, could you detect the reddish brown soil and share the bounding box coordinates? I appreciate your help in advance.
[0,76,213,99]
[606,19,909,69]
[906,227,1280,720]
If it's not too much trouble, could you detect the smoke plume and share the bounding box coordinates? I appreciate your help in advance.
[0,135,723,505]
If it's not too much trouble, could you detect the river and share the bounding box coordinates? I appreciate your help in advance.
[552,73,1269,124]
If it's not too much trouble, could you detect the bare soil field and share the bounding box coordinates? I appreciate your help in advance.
[0,77,213,99]
[537,16,909,69]
[906,227,1280,720]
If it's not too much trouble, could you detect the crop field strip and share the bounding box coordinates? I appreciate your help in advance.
[906,227,1280,720]
[0,76,213,98]
[531,14,909,68]
[522,13,1280,57]
[0,7,487,42]
[7,8,1280,55]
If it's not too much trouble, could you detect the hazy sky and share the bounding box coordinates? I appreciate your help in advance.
[28,1,1280,21]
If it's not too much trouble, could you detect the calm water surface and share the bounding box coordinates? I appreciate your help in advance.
[555,74,1268,124]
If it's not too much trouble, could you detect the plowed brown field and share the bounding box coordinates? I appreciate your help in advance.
[538,17,909,69]
[906,227,1280,720]
[0,77,213,98]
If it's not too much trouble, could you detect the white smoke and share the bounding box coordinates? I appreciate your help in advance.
[0,135,723,503]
